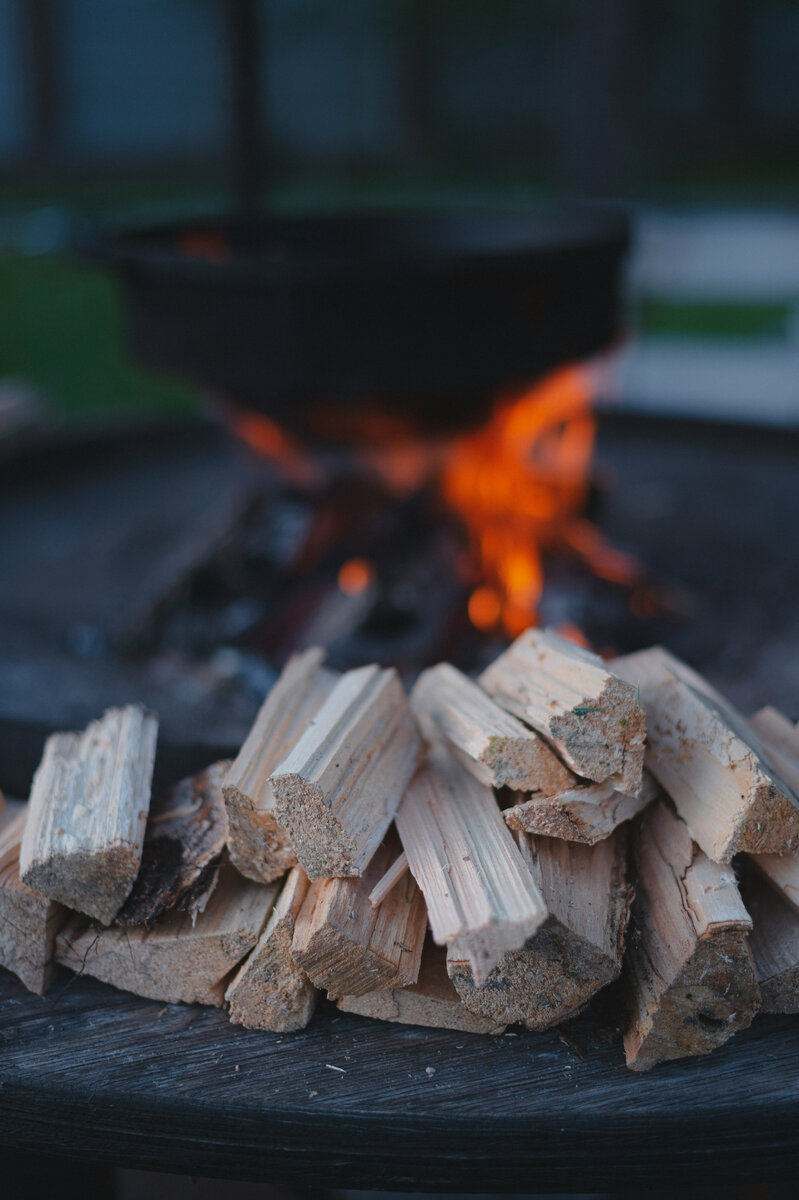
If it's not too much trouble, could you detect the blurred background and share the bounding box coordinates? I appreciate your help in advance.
[1,0,798,426]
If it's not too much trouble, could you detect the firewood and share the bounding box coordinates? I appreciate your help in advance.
[479,629,645,791]
[55,863,276,1007]
[0,800,66,995]
[368,850,408,908]
[270,664,423,879]
[116,760,229,929]
[613,647,799,861]
[623,799,760,1072]
[290,833,427,998]
[447,828,630,1029]
[749,705,799,797]
[223,647,338,883]
[226,866,317,1031]
[741,869,799,1014]
[394,743,547,984]
[503,769,658,845]
[338,940,506,1034]
[20,706,158,924]
[410,662,574,793]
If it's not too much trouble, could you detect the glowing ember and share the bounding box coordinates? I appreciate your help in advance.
[338,558,376,596]
[226,406,318,489]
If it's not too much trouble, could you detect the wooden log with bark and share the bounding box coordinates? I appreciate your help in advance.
[338,940,506,1034]
[226,866,317,1031]
[270,664,422,879]
[0,800,67,995]
[741,868,799,1014]
[394,743,547,984]
[55,864,276,1007]
[479,629,645,792]
[410,662,575,793]
[623,799,760,1072]
[116,761,229,929]
[20,706,158,924]
[613,647,799,861]
[447,827,630,1029]
[503,769,657,845]
[223,647,338,883]
[290,833,427,998]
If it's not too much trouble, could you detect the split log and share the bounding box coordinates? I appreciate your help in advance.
[479,629,645,791]
[223,647,338,883]
[270,664,422,879]
[226,867,317,1031]
[410,662,575,793]
[368,850,408,908]
[55,864,276,1007]
[290,833,427,998]
[339,940,506,1034]
[447,828,630,1029]
[613,647,799,861]
[394,743,547,984]
[749,704,799,797]
[741,869,799,1014]
[0,800,66,995]
[623,799,760,1072]
[116,760,229,929]
[20,706,158,924]
[503,769,658,845]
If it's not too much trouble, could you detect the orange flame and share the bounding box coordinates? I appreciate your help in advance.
[338,557,376,595]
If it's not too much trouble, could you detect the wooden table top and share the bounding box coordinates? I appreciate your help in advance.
[1,966,797,1191]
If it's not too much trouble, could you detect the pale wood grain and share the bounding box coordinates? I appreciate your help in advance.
[223,647,338,883]
[623,799,759,1072]
[448,827,630,1029]
[56,863,277,1006]
[479,629,645,791]
[0,800,66,994]
[395,742,547,984]
[290,833,427,998]
[226,866,317,1031]
[613,647,799,861]
[411,662,574,793]
[338,940,506,1034]
[270,664,422,879]
[743,869,799,1014]
[503,768,658,844]
[368,850,408,908]
[20,706,158,924]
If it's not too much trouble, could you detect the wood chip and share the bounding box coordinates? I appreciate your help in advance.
[447,828,630,1029]
[623,799,759,1072]
[270,664,422,879]
[290,833,427,998]
[741,868,799,1014]
[394,743,547,984]
[0,800,67,995]
[55,863,277,1007]
[223,647,338,883]
[338,940,506,1034]
[368,850,408,908]
[479,629,645,791]
[410,662,574,793]
[20,706,158,924]
[613,647,799,861]
[226,866,317,1031]
[116,760,229,929]
[503,769,658,844]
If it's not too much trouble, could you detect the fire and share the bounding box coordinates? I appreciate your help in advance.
[338,557,376,596]
[441,365,609,635]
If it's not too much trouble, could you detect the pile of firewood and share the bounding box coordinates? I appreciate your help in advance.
[2,629,799,1072]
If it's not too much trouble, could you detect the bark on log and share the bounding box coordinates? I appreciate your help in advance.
[20,706,158,923]
[447,827,630,1029]
[226,866,317,1031]
[0,800,66,995]
[223,647,338,883]
[613,647,799,861]
[742,868,799,1014]
[116,761,229,929]
[623,799,760,1072]
[270,664,422,879]
[479,629,645,791]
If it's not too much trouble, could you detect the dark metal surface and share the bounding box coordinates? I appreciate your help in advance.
[89,207,629,436]
[0,967,797,1190]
